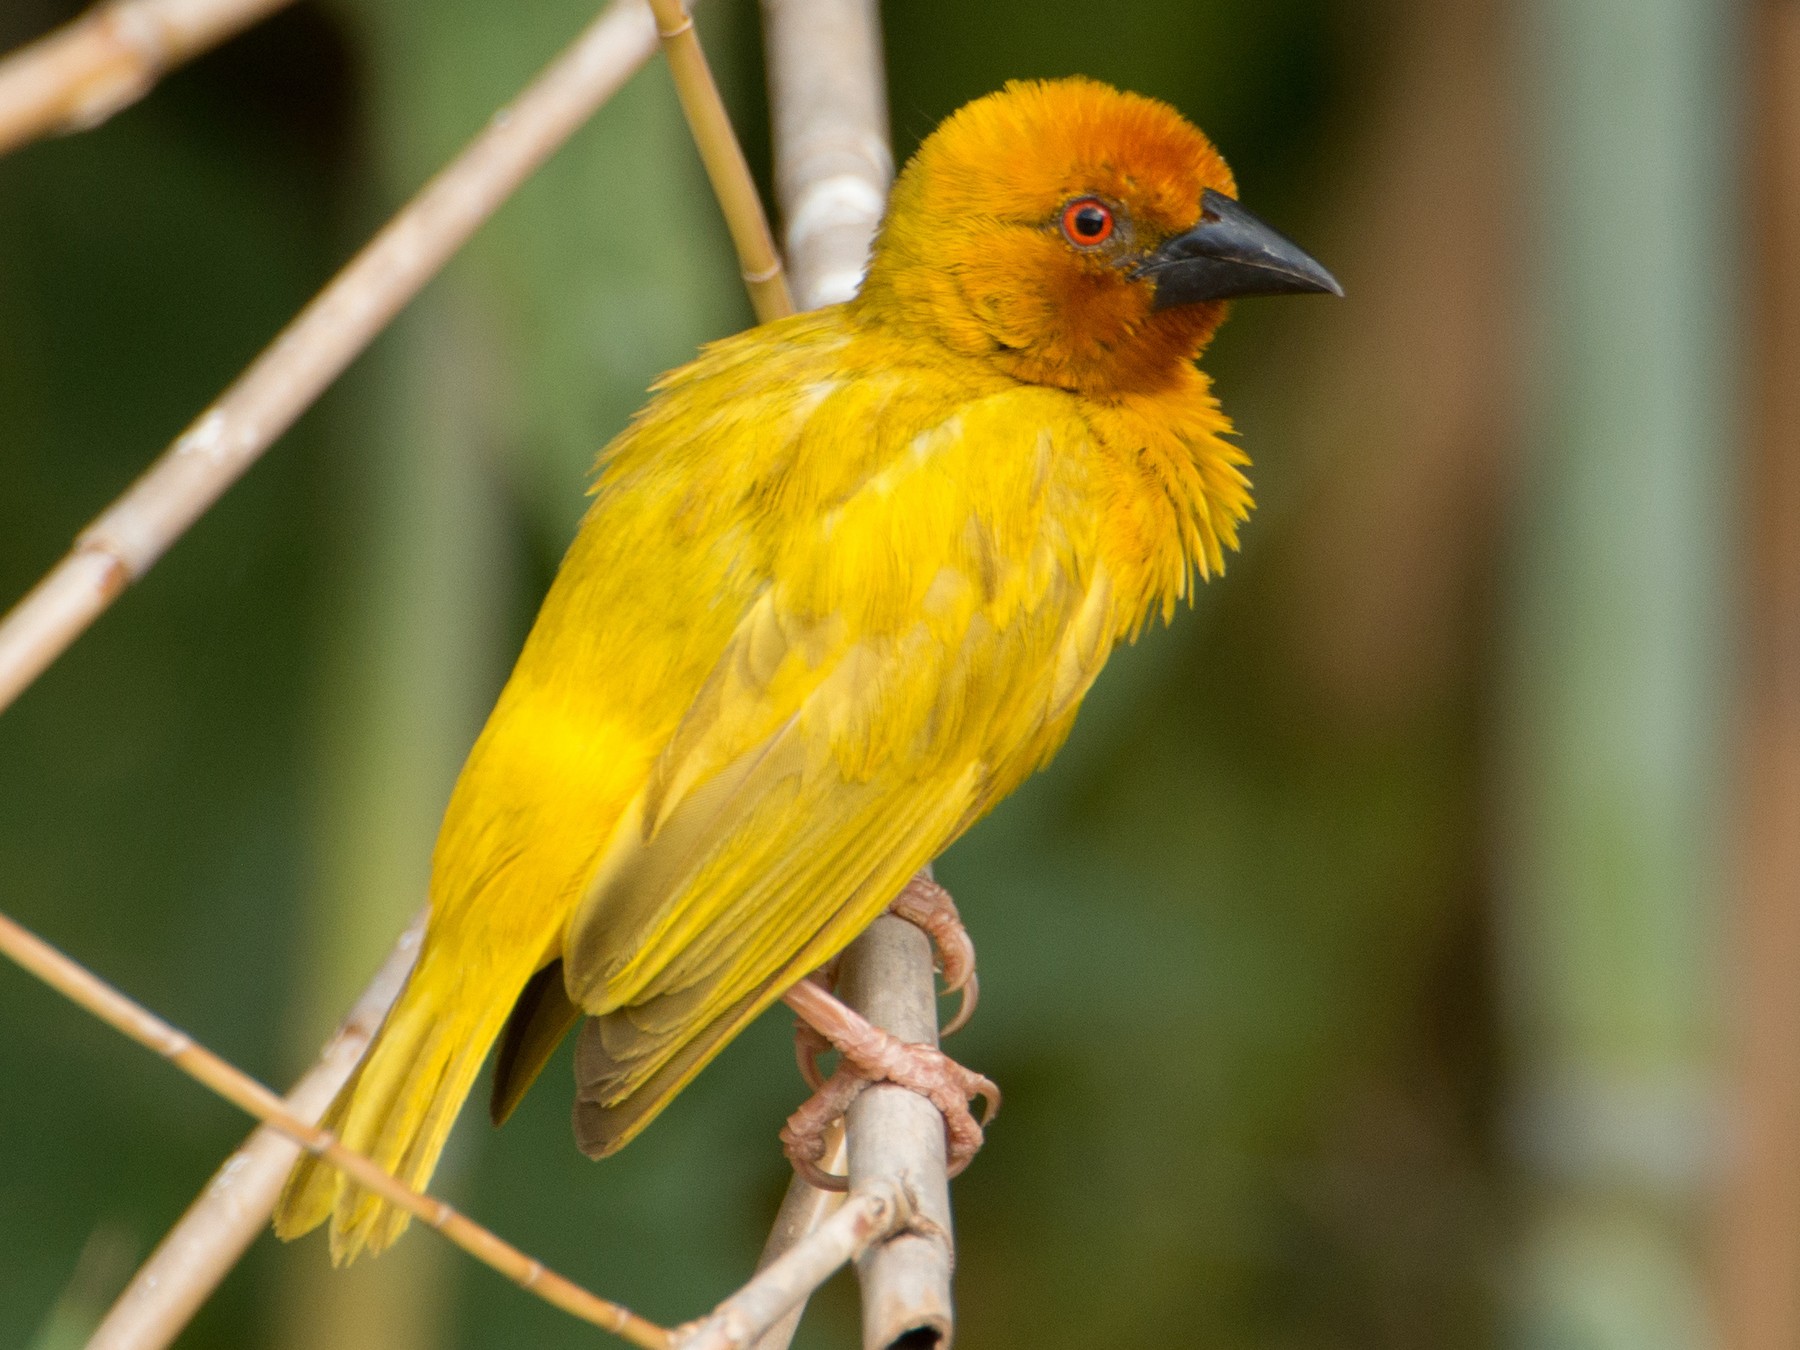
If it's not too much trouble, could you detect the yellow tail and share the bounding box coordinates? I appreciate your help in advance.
[273,948,524,1264]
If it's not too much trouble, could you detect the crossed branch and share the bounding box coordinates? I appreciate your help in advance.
[0,2,960,1347]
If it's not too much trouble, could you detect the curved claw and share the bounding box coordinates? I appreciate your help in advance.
[971,1069,1001,1127]
[940,970,980,1038]
[790,1152,850,1193]
[794,1019,832,1092]
[779,1065,866,1192]
[889,872,980,1037]
[928,1061,1000,1177]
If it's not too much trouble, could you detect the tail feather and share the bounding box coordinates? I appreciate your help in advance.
[274,960,519,1264]
[491,960,583,1127]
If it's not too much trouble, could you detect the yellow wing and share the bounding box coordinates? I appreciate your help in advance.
[559,388,1123,1156]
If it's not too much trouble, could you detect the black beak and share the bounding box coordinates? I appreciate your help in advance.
[1140,188,1343,310]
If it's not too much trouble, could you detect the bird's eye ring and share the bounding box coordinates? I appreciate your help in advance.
[1060,198,1115,248]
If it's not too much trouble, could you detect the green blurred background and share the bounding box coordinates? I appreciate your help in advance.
[3,0,1791,1346]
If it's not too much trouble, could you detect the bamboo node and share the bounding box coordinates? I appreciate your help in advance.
[306,1127,339,1157]
[47,6,168,132]
[742,259,786,285]
[898,1206,951,1248]
[103,6,176,78]
[153,1027,195,1058]
[858,1188,897,1239]
[68,540,134,598]
[172,408,232,463]
[656,14,694,39]
[784,173,886,247]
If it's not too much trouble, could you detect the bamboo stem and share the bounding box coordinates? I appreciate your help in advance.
[82,915,424,1350]
[1505,0,1732,1342]
[760,0,890,309]
[747,8,944,1347]
[746,1126,847,1350]
[0,0,666,720]
[839,916,956,1350]
[0,909,670,1350]
[8,0,913,1343]
[670,1180,911,1350]
[645,0,793,322]
[740,0,883,1319]
[0,0,294,157]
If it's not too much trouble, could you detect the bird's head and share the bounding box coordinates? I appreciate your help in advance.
[856,78,1340,396]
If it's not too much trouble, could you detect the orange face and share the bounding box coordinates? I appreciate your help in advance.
[858,78,1337,397]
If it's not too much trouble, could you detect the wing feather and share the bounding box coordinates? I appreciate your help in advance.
[571,763,978,1156]
[552,383,1119,1154]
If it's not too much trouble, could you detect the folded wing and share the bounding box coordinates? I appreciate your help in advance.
[561,443,1118,1154]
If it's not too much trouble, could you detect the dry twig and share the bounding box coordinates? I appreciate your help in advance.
[84,914,424,1350]
[747,1125,848,1350]
[3,903,922,1350]
[646,0,793,321]
[0,0,294,157]
[0,0,667,718]
[672,1180,910,1350]
[0,908,670,1348]
[2,889,913,1349]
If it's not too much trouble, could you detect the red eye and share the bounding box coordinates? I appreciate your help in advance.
[1060,197,1114,247]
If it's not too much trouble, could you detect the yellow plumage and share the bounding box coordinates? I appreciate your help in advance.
[275,75,1327,1263]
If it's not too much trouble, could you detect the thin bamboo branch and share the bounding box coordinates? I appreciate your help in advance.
[750,9,947,1348]
[645,0,793,322]
[82,913,424,1350]
[15,0,913,1342]
[839,916,955,1350]
[747,1126,847,1350]
[0,908,670,1350]
[760,0,891,309]
[5,0,927,1343]
[670,1179,911,1350]
[0,0,294,158]
[736,10,888,1333]
[0,0,668,720]
[9,894,909,1350]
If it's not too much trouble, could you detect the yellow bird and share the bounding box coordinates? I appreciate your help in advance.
[276,75,1339,1262]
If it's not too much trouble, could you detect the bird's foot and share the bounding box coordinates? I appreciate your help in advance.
[791,972,835,1092]
[788,867,979,1091]
[887,868,979,1035]
[780,976,1000,1191]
